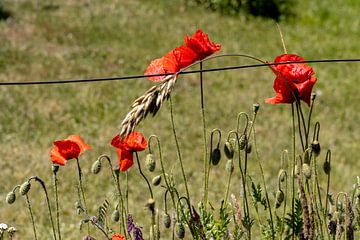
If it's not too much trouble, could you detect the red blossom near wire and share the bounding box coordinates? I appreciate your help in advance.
[266,54,317,106]
[50,135,92,166]
[112,233,126,240]
[111,131,147,172]
[144,29,221,82]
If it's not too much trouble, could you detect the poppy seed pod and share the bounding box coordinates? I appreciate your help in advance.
[323,160,331,175]
[225,160,234,173]
[275,189,285,208]
[246,143,252,154]
[311,140,321,156]
[302,163,311,179]
[52,164,59,173]
[224,141,234,159]
[145,198,155,213]
[91,160,102,174]
[211,148,221,165]
[6,191,16,204]
[152,175,162,186]
[19,181,31,196]
[176,222,185,239]
[111,209,120,222]
[163,213,171,228]
[145,154,156,172]
[239,134,247,150]
[253,103,260,114]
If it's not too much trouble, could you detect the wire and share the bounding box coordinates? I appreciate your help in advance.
[0,58,360,86]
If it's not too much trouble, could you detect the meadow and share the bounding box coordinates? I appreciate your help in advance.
[0,0,359,239]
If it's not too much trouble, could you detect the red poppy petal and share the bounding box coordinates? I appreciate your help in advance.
[66,135,92,154]
[50,145,67,166]
[185,29,221,61]
[53,140,81,160]
[111,134,122,149]
[112,233,126,240]
[172,45,198,69]
[123,131,148,152]
[117,149,134,172]
[296,77,317,106]
[145,55,179,82]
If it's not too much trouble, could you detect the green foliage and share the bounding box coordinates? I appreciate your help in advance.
[284,199,303,239]
[200,202,232,239]
[250,180,267,210]
[0,1,11,20]
[97,199,110,228]
[261,219,276,239]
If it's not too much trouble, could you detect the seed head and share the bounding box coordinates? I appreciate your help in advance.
[52,164,60,173]
[163,213,171,228]
[91,160,102,174]
[145,154,156,172]
[253,103,260,114]
[111,209,120,222]
[211,148,221,165]
[6,191,16,204]
[152,175,162,186]
[176,222,185,239]
[224,141,234,159]
[19,181,31,196]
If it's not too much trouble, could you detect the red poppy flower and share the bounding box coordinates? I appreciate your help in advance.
[144,29,221,82]
[116,149,134,172]
[50,135,92,166]
[266,54,317,106]
[112,233,126,240]
[111,131,147,152]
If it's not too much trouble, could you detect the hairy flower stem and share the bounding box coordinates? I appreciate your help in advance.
[29,176,57,240]
[135,152,155,239]
[291,103,296,240]
[169,96,190,201]
[25,193,38,240]
[53,171,61,240]
[224,160,233,206]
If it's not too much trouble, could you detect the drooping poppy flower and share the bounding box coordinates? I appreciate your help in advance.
[112,233,126,240]
[266,54,317,106]
[144,29,221,82]
[111,131,147,171]
[50,135,92,166]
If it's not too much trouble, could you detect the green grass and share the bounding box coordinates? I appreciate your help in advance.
[0,0,359,239]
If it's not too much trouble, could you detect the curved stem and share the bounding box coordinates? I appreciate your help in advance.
[53,170,61,240]
[25,194,38,240]
[75,158,89,235]
[169,96,190,201]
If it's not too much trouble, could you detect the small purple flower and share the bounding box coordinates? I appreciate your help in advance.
[127,214,134,234]
[133,225,144,240]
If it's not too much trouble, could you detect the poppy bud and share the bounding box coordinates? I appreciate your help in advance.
[253,103,260,114]
[152,175,162,186]
[91,160,102,174]
[302,163,311,179]
[176,222,185,239]
[278,169,286,182]
[323,160,331,175]
[163,213,171,228]
[225,160,234,173]
[7,226,16,235]
[6,191,16,204]
[145,154,156,172]
[246,143,252,154]
[52,164,60,173]
[224,141,234,159]
[239,134,247,150]
[111,209,120,222]
[77,208,83,215]
[211,148,221,165]
[311,140,321,156]
[275,189,284,208]
[145,198,155,213]
[19,181,31,196]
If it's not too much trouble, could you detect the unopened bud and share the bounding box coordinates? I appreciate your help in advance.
[6,191,16,204]
[323,161,331,175]
[145,154,156,172]
[211,148,221,165]
[302,163,311,179]
[225,160,234,173]
[253,103,260,114]
[311,140,321,156]
[145,198,155,212]
[278,169,286,182]
[163,213,171,228]
[239,134,247,150]
[111,209,120,222]
[152,175,162,186]
[176,222,185,239]
[91,160,102,174]
[311,92,317,101]
[224,141,234,159]
[19,181,31,196]
[275,189,285,208]
[246,143,252,154]
[52,164,60,173]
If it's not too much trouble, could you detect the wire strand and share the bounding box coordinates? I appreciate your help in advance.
[0,58,359,86]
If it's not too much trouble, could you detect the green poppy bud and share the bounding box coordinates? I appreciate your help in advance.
[239,134,247,150]
[152,175,162,186]
[163,213,171,228]
[311,140,321,156]
[211,148,221,165]
[224,141,234,159]
[52,164,60,174]
[19,181,31,196]
[278,169,286,182]
[225,159,234,173]
[302,163,311,179]
[111,209,120,222]
[176,222,185,239]
[145,198,155,213]
[91,160,102,174]
[6,191,16,204]
[275,189,285,208]
[145,154,156,172]
[323,160,331,175]
[246,143,252,154]
[253,103,260,114]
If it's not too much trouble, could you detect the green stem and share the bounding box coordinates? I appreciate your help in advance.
[224,160,233,206]
[169,96,190,201]
[25,194,38,240]
[75,158,89,235]
[53,171,61,240]
[291,103,296,240]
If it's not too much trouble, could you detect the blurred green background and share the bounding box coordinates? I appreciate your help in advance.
[0,0,359,239]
